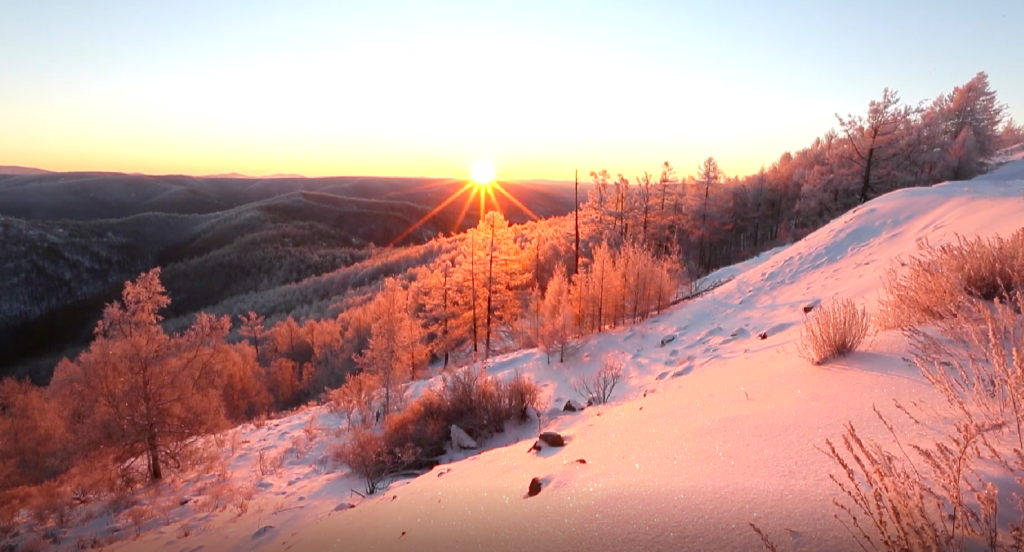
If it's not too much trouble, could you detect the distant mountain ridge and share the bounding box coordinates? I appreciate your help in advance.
[202,172,308,179]
[0,165,53,175]
[0,171,575,222]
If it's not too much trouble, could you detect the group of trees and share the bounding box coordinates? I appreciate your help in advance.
[0,205,686,494]
[0,269,372,491]
[580,72,1021,275]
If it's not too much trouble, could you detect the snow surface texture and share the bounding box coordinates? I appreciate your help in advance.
[108,163,1024,552]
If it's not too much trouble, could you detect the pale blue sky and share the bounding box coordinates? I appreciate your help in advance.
[1,0,1020,179]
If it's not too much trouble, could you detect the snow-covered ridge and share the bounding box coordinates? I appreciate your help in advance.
[109,163,1024,552]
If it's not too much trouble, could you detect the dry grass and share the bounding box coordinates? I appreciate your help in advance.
[878,230,1024,330]
[797,298,870,365]
[824,290,1024,550]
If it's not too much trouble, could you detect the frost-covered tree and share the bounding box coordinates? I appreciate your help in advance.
[50,269,231,481]
[420,257,459,367]
[836,88,919,203]
[540,264,574,363]
[453,212,528,358]
[238,311,266,366]
[354,277,426,417]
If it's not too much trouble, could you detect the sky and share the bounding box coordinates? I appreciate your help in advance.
[1,0,1021,181]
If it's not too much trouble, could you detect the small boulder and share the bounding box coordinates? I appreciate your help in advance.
[528,477,543,496]
[450,425,478,450]
[253,525,276,538]
[562,400,584,412]
[538,432,565,447]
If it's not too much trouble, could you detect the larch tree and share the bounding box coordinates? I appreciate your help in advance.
[940,71,1006,179]
[479,211,527,357]
[635,171,655,244]
[354,277,425,418]
[421,257,461,368]
[49,269,230,481]
[836,88,918,203]
[613,173,631,241]
[238,311,266,366]
[540,264,574,363]
[695,156,724,273]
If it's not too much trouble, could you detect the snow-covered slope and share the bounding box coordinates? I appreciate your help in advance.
[110,163,1024,552]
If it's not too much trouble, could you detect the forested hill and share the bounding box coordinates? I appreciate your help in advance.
[0,176,577,383]
[0,172,575,222]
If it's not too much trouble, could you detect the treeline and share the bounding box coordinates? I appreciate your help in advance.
[582,72,1022,274]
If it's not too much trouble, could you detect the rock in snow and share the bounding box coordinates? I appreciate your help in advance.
[538,432,565,447]
[659,334,677,346]
[528,477,543,496]
[563,399,584,412]
[450,425,478,450]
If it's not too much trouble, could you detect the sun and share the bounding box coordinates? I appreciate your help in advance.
[470,160,496,186]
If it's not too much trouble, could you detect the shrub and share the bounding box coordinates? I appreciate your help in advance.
[571,357,624,405]
[878,230,1024,329]
[331,367,543,493]
[501,371,543,420]
[327,372,381,428]
[330,428,416,495]
[797,298,870,365]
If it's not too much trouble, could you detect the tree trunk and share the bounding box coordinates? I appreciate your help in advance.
[485,221,496,358]
[147,431,162,480]
[470,232,478,356]
[574,169,580,277]
[859,146,875,203]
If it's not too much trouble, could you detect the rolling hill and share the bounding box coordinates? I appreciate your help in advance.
[113,157,1024,552]
[0,171,577,382]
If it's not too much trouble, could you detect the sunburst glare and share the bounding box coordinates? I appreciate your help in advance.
[471,160,496,186]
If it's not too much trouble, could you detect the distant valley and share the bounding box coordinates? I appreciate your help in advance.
[0,170,577,382]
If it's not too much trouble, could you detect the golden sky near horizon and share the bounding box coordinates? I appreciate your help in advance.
[2,1,1021,181]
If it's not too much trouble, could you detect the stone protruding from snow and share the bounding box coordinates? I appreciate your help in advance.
[450,425,478,450]
[538,432,565,447]
[253,525,276,538]
[659,334,677,347]
[563,400,584,412]
[528,477,543,496]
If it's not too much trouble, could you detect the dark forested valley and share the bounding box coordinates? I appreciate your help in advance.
[0,175,577,382]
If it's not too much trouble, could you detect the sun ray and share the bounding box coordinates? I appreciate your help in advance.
[492,182,540,220]
[485,183,502,216]
[453,185,478,232]
[379,178,464,198]
[478,183,486,223]
[387,181,474,247]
